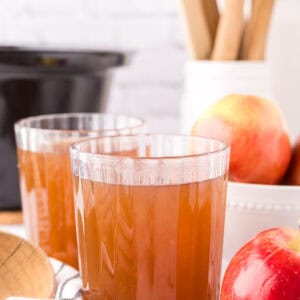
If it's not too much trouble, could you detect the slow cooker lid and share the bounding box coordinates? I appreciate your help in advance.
[0,47,127,74]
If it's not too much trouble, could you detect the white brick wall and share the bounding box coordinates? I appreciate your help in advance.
[0,0,186,133]
[0,0,299,137]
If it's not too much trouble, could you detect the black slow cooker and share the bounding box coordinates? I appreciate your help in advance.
[0,47,126,210]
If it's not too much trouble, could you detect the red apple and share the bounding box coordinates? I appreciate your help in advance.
[283,136,300,185]
[191,94,292,184]
[221,228,300,300]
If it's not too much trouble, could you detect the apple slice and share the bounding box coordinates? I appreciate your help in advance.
[221,227,300,300]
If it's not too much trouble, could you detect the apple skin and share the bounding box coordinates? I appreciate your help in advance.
[283,136,300,185]
[191,94,292,184]
[221,228,300,300]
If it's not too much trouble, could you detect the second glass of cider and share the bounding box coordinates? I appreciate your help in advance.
[14,113,145,268]
[70,134,229,299]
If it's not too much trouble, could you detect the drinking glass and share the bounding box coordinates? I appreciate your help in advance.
[70,134,229,299]
[14,113,145,268]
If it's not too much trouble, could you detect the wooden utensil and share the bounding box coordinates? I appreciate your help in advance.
[0,210,23,224]
[201,0,219,42]
[178,0,212,59]
[0,231,56,299]
[241,0,275,60]
[211,0,245,60]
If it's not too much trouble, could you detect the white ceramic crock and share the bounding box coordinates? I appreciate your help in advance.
[180,60,275,134]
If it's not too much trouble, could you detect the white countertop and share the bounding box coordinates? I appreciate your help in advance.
[0,224,26,238]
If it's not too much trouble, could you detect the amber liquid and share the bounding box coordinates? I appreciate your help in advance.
[75,175,227,300]
[17,145,78,268]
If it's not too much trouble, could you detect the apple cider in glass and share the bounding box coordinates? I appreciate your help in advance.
[18,146,74,266]
[15,114,145,269]
[71,135,229,299]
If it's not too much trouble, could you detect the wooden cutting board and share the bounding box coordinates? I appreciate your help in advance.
[0,231,56,299]
[0,210,23,224]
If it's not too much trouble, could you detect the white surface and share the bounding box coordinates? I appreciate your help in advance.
[0,224,25,238]
[223,182,300,263]
[0,0,298,137]
[180,61,275,133]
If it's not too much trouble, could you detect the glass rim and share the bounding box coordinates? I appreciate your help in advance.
[14,112,145,135]
[70,134,230,162]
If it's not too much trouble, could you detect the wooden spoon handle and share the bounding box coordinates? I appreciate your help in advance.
[211,0,245,60]
[0,210,23,224]
[178,0,212,59]
[241,0,275,60]
[201,0,219,42]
